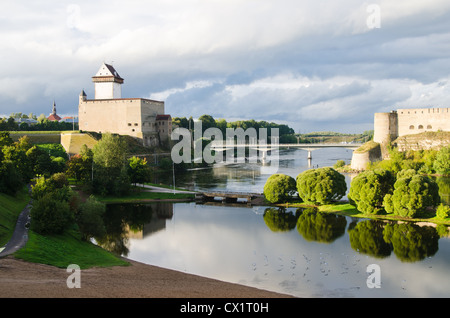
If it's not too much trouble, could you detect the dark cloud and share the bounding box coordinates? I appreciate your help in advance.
[1,1,450,133]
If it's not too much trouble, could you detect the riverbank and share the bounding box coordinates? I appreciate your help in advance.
[0,255,293,298]
[275,200,450,227]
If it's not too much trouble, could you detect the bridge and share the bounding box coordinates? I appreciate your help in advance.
[195,191,263,204]
[209,142,362,160]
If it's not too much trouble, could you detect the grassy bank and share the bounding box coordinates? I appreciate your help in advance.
[14,227,128,269]
[96,189,195,204]
[277,200,450,226]
[0,186,30,247]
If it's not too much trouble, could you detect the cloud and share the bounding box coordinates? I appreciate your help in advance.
[1,1,450,132]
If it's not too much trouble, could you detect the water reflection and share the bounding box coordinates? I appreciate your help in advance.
[383,223,439,262]
[96,203,173,256]
[95,148,450,297]
[297,208,347,243]
[99,202,447,267]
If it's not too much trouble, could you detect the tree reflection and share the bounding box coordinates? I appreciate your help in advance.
[348,220,391,259]
[383,223,439,262]
[95,203,154,256]
[263,207,300,232]
[436,177,450,206]
[296,208,347,243]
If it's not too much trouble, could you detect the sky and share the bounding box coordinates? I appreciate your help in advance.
[1,0,450,133]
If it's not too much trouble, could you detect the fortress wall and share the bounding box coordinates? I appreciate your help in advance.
[397,108,450,137]
[350,142,382,171]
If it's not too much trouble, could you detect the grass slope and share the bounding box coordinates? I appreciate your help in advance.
[0,186,30,247]
[14,227,129,269]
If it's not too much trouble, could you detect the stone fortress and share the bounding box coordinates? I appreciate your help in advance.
[351,107,450,170]
[78,63,172,147]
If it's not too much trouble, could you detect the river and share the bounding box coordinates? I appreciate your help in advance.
[101,148,450,297]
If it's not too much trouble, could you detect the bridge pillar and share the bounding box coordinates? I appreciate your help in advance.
[307,150,312,160]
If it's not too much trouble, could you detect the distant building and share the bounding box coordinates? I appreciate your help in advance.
[60,116,79,124]
[48,101,62,121]
[78,63,172,146]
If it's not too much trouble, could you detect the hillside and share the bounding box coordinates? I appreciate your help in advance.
[393,131,450,151]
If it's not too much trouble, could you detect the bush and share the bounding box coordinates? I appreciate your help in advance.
[434,146,450,176]
[333,160,346,169]
[296,167,347,204]
[30,193,73,234]
[383,173,440,218]
[436,203,450,220]
[348,169,394,215]
[263,174,297,203]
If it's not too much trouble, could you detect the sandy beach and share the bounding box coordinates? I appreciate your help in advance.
[0,256,293,298]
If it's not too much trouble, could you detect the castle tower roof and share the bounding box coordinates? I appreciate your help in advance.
[92,62,124,84]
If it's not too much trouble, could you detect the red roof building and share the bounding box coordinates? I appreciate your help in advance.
[48,101,61,121]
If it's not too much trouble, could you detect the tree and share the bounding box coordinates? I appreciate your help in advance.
[0,160,23,195]
[30,192,73,234]
[263,173,297,203]
[198,114,216,133]
[128,156,151,186]
[434,146,450,176]
[296,167,347,204]
[348,169,394,214]
[31,173,72,201]
[383,173,440,218]
[92,133,130,196]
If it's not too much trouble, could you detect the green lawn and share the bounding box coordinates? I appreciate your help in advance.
[0,186,30,247]
[14,227,129,269]
[96,189,195,204]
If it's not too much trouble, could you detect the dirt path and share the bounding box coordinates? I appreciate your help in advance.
[0,256,293,298]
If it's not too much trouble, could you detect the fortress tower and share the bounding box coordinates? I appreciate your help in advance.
[373,111,398,145]
[92,63,123,99]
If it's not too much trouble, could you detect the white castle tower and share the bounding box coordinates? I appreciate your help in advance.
[92,63,123,99]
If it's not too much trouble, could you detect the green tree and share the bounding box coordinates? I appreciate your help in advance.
[0,160,24,195]
[128,156,151,186]
[348,169,394,215]
[30,192,73,234]
[92,133,130,196]
[296,167,347,204]
[198,114,216,133]
[263,173,297,203]
[383,173,440,218]
[434,146,450,176]
[31,173,72,201]
[436,203,450,220]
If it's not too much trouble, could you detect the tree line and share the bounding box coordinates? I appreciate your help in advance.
[173,114,297,143]
[0,115,78,131]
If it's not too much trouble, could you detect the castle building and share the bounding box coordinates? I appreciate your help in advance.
[373,107,450,145]
[78,63,172,147]
[351,107,450,170]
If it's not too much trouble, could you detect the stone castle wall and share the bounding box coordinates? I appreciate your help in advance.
[397,108,450,137]
[78,98,165,147]
[355,107,450,170]
[374,107,450,146]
